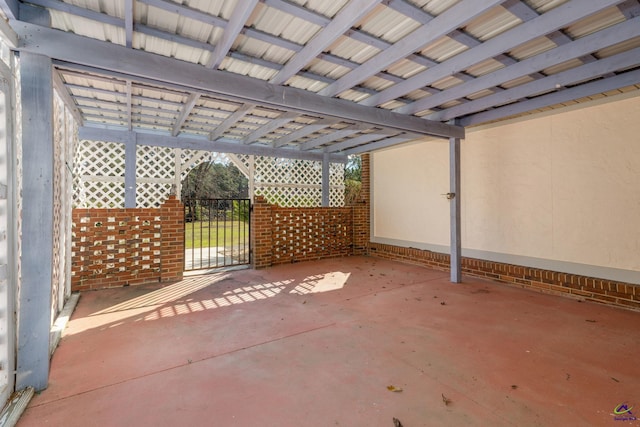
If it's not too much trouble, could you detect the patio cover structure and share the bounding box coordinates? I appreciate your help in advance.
[0,0,639,395]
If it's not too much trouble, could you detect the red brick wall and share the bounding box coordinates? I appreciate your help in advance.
[252,196,354,268]
[159,196,185,282]
[351,154,370,255]
[71,196,184,291]
[368,243,639,310]
[251,196,273,269]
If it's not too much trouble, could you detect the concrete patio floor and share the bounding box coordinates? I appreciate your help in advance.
[19,256,640,426]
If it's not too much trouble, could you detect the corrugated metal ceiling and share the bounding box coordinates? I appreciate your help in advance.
[3,0,639,157]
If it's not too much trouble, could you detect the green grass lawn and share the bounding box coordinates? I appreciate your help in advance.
[184,220,249,249]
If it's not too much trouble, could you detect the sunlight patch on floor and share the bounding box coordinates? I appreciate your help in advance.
[290,272,350,294]
[68,271,350,332]
[142,279,294,320]
[91,272,230,316]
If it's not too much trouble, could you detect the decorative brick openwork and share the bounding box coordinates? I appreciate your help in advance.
[252,196,353,268]
[71,196,184,291]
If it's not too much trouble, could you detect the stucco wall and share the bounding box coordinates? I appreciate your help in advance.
[372,93,640,282]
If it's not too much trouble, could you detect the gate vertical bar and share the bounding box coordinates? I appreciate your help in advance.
[248,155,255,202]
[449,120,462,283]
[17,48,54,390]
[247,199,251,265]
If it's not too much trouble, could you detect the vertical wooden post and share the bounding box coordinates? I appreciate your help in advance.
[321,152,330,207]
[449,123,462,283]
[124,131,136,208]
[17,49,54,391]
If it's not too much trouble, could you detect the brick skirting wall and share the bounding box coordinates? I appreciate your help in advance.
[369,242,639,310]
[71,195,184,291]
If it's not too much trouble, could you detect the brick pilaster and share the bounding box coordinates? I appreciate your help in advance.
[251,196,273,268]
[160,195,184,282]
[352,153,370,255]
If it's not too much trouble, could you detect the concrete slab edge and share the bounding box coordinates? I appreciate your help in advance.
[0,386,34,427]
[49,292,81,357]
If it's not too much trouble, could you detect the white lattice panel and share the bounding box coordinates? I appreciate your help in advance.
[65,106,78,302]
[180,149,227,180]
[257,186,321,207]
[78,180,125,208]
[13,57,22,319]
[73,141,345,208]
[73,140,126,208]
[51,92,64,322]
[137,182,173,208]
[0,59,13,401]
[239,155,345,207]
[135,145,174,208]
[136,145,174,180]
[49,91,78,319]
[330,162,346,207]
[255,158,322,185]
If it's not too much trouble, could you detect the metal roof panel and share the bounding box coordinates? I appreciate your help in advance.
[253,3,322,45]
[137,33,208,64]
[290,0,349,18]
[285,75,329,92]
[306,58,350,79]
[596,36,640,59]
[527,0,571,14]
[420,36,468,62]
[464,5,521,42]
[465,58,505,77]
[357,5,421,43]
[508,36,557,61]
[564,6,626,39]
[50,10,124,44]
[386,59,427,79]
[409,0,461,16]
[233,34,295,65]
[327,35,380,64]
[219,57,277,80]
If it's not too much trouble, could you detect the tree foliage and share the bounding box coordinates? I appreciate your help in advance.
[344,155,362,206]
[345,155,361,181]
[181,161,249,200]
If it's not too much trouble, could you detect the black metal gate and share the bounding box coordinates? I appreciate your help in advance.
[184,198,251,271]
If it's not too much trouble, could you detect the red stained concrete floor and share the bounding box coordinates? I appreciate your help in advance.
[19,256,640,427]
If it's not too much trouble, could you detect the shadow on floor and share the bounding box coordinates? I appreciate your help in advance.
[19,256,640,427]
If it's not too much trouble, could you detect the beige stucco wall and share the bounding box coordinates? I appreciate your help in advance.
[372,93,640,278]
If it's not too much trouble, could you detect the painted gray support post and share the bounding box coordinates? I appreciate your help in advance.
[248,155,255,202]
[173,148,182,199]
[321,152,330,207]
[17,52,54,391]
[449,121,462,283]
[124,132,137,207]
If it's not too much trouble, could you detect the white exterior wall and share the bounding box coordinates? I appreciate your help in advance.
[372,93,640,283]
